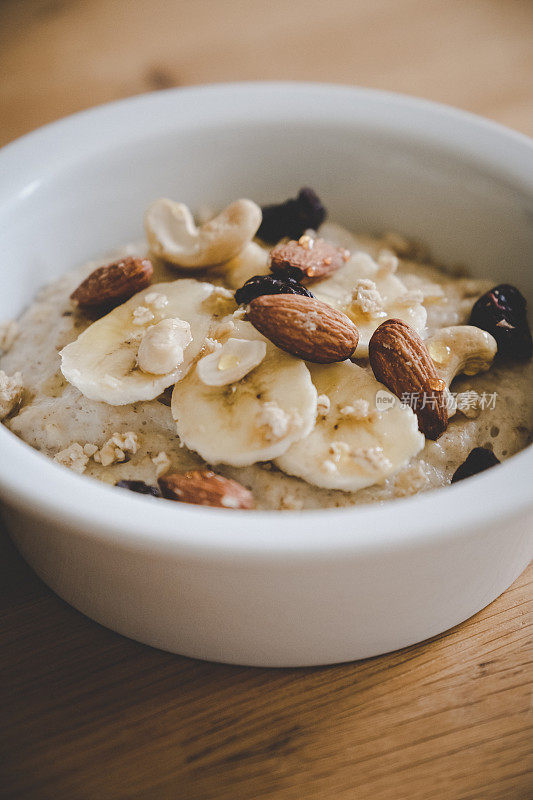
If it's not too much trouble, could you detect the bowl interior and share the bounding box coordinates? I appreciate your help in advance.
[1,84,533,322]
[0,83,532,553]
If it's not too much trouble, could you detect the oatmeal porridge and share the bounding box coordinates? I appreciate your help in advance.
[1,189,531,510]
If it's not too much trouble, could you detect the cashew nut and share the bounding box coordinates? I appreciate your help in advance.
[137,318,192,375]
[0,369,24,420]
[197,338,267,386]
[425,325,497,416]
[144,198,262,269]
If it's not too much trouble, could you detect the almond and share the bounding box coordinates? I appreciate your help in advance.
[248,294,359,363]
[368,319,448,439]
[270,237,350,282]
[71,257,153,310]
[158,470,255,509]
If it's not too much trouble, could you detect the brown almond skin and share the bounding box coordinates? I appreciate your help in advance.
[70,257,153,310]
[270,238,349,282]
[369,319,448,440]
[158,470,254,510]
[248,294,359,363]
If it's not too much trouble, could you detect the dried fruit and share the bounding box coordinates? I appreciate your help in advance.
[158,470,255,509]
[451,448,500,483]
[469,284,532,360]
[369,319,448,440]
[71,257,153,311]
[257,188,326,243]
[234,274,314,305]
[248,294,359,363]
[270,237,349,283]
[115,479,160,497]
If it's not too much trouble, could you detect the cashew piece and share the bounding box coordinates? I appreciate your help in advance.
[137,318,192,375]
[426,325,497,416]
[144,198,262,269]
[197,338,267,386]
[0,370,24,420]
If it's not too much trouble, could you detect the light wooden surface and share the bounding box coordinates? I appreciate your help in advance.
[1,1,532,798]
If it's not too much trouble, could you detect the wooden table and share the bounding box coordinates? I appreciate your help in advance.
[1,2,532,798]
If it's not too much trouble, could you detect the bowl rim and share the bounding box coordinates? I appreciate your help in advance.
[0,81,532,559]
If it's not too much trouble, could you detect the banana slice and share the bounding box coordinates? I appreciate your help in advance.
[276,361,424,491]
[221,242,271,289]
[318,222,363,251]
[313,251,427,357]
[171,320,318,466]
[60,280,215,405]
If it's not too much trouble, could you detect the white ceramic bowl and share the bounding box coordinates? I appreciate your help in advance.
[0,83,531,667]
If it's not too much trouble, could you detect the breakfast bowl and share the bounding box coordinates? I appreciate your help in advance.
[0,82,531,667]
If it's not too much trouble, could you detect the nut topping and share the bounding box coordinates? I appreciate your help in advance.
[369,319,448,440]
[145,198,262,268]
[248,294,359,363]
[158,470,255,509]
[197,337,267,386]
[71,257,153,311]
[424,326,497,386]
[137,318,192,375]
[0,369,24,420]
[270,237,350,283]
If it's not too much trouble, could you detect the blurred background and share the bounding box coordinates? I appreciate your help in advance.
[1,0,533,147]
[1,4,532,799]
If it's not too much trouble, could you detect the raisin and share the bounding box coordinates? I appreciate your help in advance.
[115,479,160,497]
[451,448,500,483]
[257,188,327,243]
[235,274,314,305]
[469,284,532,360]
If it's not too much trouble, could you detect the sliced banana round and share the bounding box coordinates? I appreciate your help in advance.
[171,320,318,466]
[220,241,271,290]
[275,361,425,491]
[313,251,427,357]
[318,222,363,252]
[60,280,214,405]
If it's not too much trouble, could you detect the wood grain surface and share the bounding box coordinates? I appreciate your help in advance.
[1,1,532,798]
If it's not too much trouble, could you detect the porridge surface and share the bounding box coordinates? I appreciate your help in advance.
[1,229,531,510]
